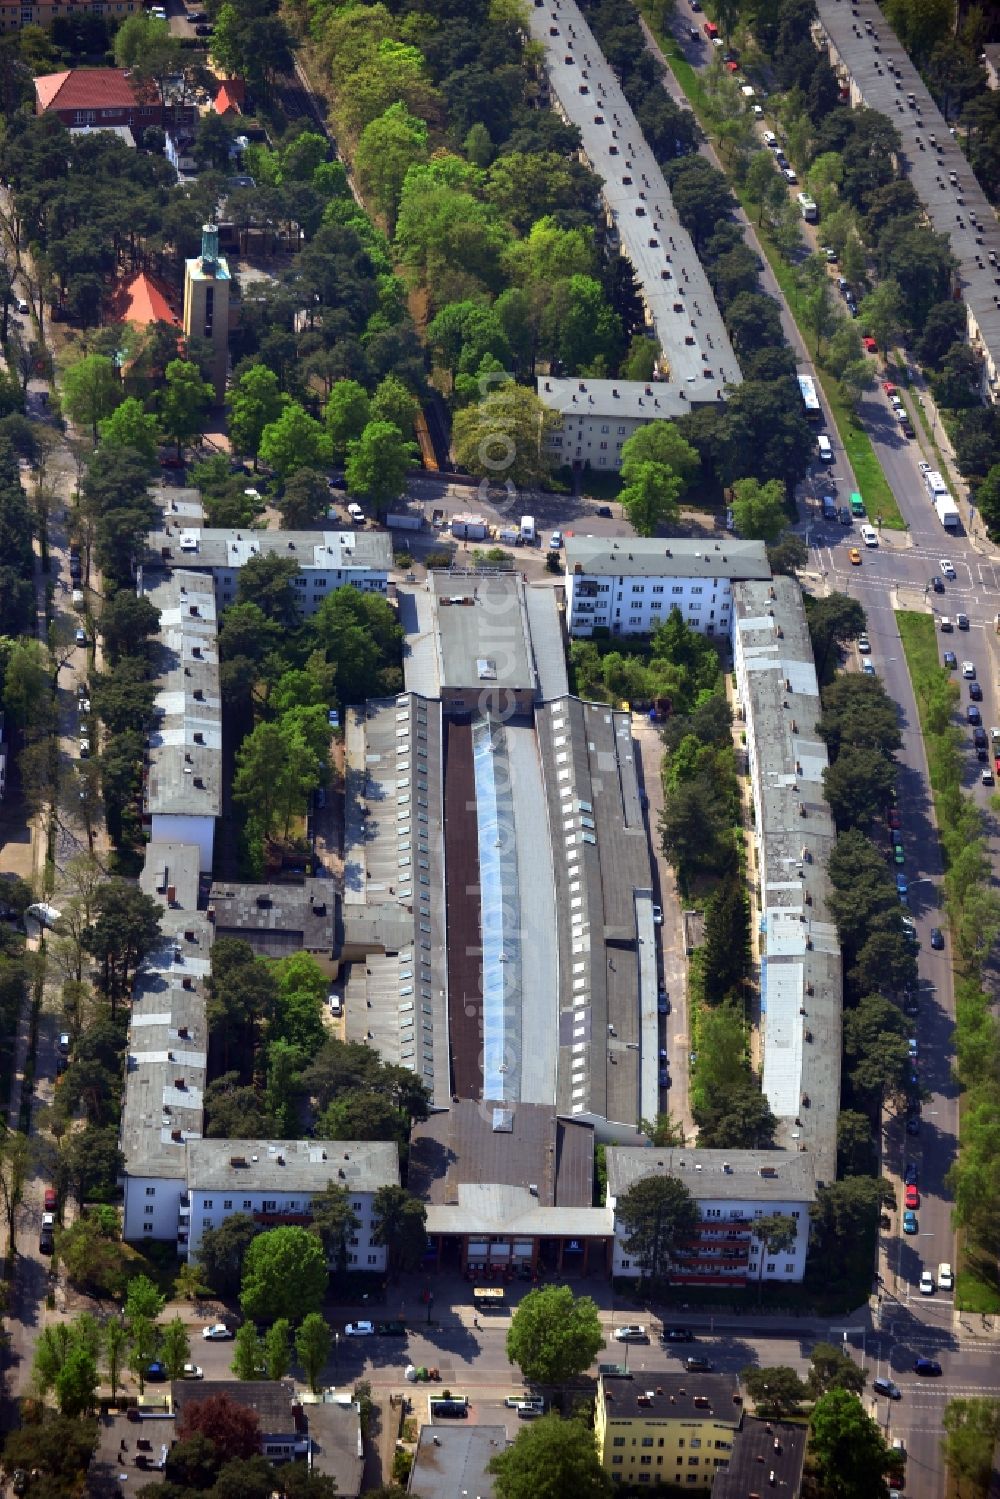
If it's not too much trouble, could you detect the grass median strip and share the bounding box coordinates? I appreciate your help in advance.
[653,22,905,532]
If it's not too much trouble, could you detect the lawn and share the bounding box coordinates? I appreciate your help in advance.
[652,21,906,532]
[895,609,942,697]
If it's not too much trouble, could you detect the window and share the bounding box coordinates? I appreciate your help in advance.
[353,1202,363,1212]
[767,1262,776,1273]
[620,1259,630,1269]
[641,1438,654,1448]
[792,1210,800,1219]
[612,1456,623,1466]
[613,1438,626,1448]
[203,1199,213,1209]
[144,1206,154,1216]
[618,425,626,435]
[243,1200,252,1210]
[368,1254,378,1265]
[688,1457,700,1466]
[785,1263,795,1273]
[143,1223,153,1233]
[146,1187,156,1197]
[262,1200,277,1212]
[600,441,608,450]
[204,1220,213,1230]
[690,1439,701,1450]
[640,1456,652,1466]
[223,1200,232,1210]
[601,424,609,433]
[672,585,684,594]
[652,585,664,594]
[691,586,703,594]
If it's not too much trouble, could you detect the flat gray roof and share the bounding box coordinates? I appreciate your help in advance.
[712,1418,807,1499]
[139,842,201,912]
[142,570,222,820]
[341,695,452,1109]
[605,1145,817,1204]
[599,1372,742,1424]
[732,579,841,1187]
[566,535,770,580]
[428,572,537,693]
[185,1137,398,1194]
[424,1185,612,1239]
[408,1425,505,1499]
[815,0,1000,397]
[538,374,692,422]
[208,877,337,958]
[524,585,570,699]
[162,526,394,574]
[527,0,740,400]
[408,1100,595,1209]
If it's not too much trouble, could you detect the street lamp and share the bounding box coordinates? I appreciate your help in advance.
[333,1332,339,1372]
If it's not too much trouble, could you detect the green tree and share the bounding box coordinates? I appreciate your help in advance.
[809,1388,894,1499]
[805,593,867,684]
[309,1183,360,1271]
[160,359,212,457]
[264,1318,292,1381]
[325,380,372,463]
[233,1320,266,1381]
[356,103,429,229]
[61,353,122,444]
[730,477,788,543]
[345,419,416,517]
[488,1414,612,1499]
[1,1416,99,1499]
[174,1261,212,1302]
[372,1185,427,1279]
[279,468,330,529]
[753,1213,799,1293]
[240,1225,328,1324]
[198,1214,259,1299]
[808,1341,868,1399]
[160,1316,192,1381]
[83,881,162,1012]
[614,1174,701,1280]
[618,460,682,536]
[229,365,285,467]
[505,1285,604,1389]
[837,1110,877,1178]
[823,746,897,830]
[741,1365,807,1418]
[98,396,159,462]
[295,1312,332,1394]
[103,1316,128,1400]
[859,279,907,353]
[701,876,748,1003]
[370,374,419,438]
[124,1273,166,1326]
[452,382,557,488]
[620,421,700,493]
[127,1314,160,1395]
[260,402,332,479]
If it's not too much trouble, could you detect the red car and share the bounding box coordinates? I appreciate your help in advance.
[887,809,901,830]
[995,755,1000,777]
[882,381,897,395]
[43,1188,56,1211]
[725,60,739,72]
[863,336,878,354]
[904,1184,919,1210]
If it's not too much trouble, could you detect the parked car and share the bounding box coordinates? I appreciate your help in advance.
[202,1323,233,1340]
[376,1321,407,1337]
[74,627,86,647]
[144,1362,168,1382]
[970,681,983,701]
[919,1270,935,1295]
[43,1187,57,1211]
[662,1328,694,1343]
[937,1262,954,1291]
[943,651,957,668]
[930,927,944,949]
[685,1355,713,1371]
[345,1321,375,1337]
[968,705,982,725]
[893,843,905,865]
[902,1209,918,1234]
[614,1325,648,1343]
[596,505,613,518]
[962,661,976,678]
[905,1184,919,1209]
[651,904,663,925]
[914,1357,942,1375]
[181,1363,204,1379]
[904,1162,918,1184]
[857,634,871,654]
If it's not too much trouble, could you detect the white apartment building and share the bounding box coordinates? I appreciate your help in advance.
[605,1148,816,1286]
[537,377,691,472]
[153,528,394,616]
[565,537,771,638]
[182,1139,399,1263]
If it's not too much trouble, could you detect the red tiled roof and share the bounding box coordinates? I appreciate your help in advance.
[213,83,241,116]
[109,270,181,329]
[34,69,140,113]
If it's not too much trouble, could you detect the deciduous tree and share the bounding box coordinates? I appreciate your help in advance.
[240,1225,328,1324]
[505,1286,604,1389]
[488,1414,612,1499]
[295,1312,332,1395]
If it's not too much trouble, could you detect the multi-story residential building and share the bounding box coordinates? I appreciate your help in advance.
[564,536,771,638]
[605,1148,815,1286]
[182,1138,398,1263]
[537,376,691,472]
[141,570,221,874]
[34,68,194,132]
[813,0,1000,403]
[595,1373,743,1489]
[731,579,841,1188]
[152,527,393,615]
[525,0,740,405]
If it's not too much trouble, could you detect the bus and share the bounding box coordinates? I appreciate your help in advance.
[473,1287,505,1314]
[797,373,822,421]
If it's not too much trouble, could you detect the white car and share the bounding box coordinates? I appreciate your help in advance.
[918,461,931,474]
[962,661,976,679]
[202,1323,233,1340]
[919,1270,935,1295]
[651,904,663,925]
[857,634,871,654]
[937,1262,954,1291]
[939,559,956,578]
[181,1363,204,1379]
[613,1324,648,1342]
[345,1320,374,1337]
[782,167,798,183]
[549,530,563,549]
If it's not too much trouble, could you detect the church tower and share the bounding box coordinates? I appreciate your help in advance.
[183,223,230,403]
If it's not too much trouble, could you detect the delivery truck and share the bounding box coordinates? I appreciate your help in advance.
[519,514,536,544]
[934,495,960,530]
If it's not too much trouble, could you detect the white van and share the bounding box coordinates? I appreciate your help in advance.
[817,434,833,463]
[346,502,365,524]
[860,524,878,547]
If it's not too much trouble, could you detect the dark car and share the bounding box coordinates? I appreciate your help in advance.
[914,1357,942,1376]
[930,575,944,592]
[662,1328,694,1343]
[838,506,852,525]
[906,1116,920,1136]
[145,1361,168,1382]
[596,505,613,519]
[969,681,983,701]
[873,1376,901,1399]
[973,727,987,748]
[685,1355,713,1372]
[943,650,957,669]
[194,21,212,32]
[930,927,944,949]
[904,1163,918,1185]
[376,1320,407,1337]
[968,705,982,725]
